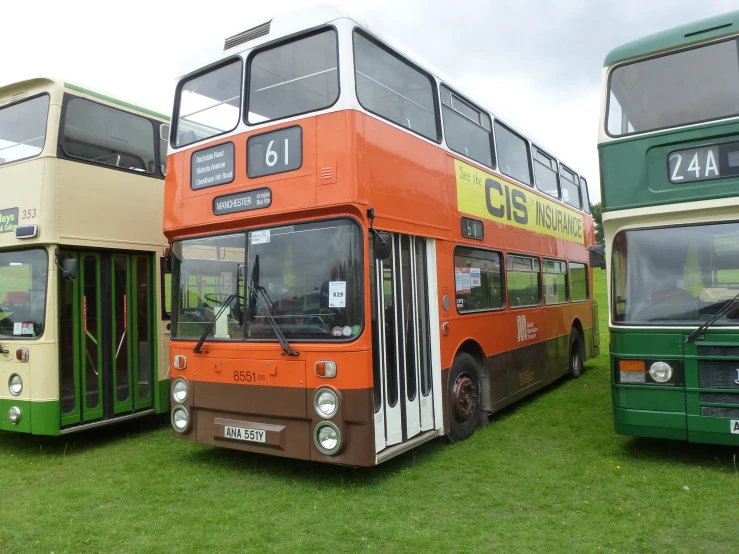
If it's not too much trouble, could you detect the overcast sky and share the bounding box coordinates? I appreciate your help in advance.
[3,0,737,202]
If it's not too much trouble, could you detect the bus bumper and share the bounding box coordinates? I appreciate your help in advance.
[685,414,739,446]
[612,384,687,440]
[612,406,687,440]
[0,399,60,435]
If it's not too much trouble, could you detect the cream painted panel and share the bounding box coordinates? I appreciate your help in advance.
[0,342,59,401]
[0,360,31,401]
[56,160,166,249]
[0,158,46,248]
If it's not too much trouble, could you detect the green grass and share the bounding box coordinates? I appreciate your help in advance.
[2,269,739,553]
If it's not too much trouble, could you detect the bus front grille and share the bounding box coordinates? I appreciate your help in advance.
[698,360,739,389]
[700,406,739,418]
[698,345,739,357]
[699,392,739,405]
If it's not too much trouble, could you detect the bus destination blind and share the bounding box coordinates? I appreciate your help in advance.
[669,141,739,184]
[213,188,271,216]
[191,142,235,190]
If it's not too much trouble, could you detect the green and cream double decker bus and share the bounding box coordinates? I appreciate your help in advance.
[0,78,171,434]
[600,11,739,445]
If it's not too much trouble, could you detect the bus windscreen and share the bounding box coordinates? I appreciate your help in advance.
[0,249,48,339]
[607,38,739,136]
[612,223,739,325]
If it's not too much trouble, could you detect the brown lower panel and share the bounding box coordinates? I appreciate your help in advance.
[485,333,570,411]
[198,409,311,459]
[194,380,307,419]
[175,380,377,466]
[440,332,581,433]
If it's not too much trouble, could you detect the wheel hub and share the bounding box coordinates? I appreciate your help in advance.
[452,373,477,423]
[572,347,581,372]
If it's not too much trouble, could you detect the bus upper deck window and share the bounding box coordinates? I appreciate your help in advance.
[247,29,338,124]
[560,166,581,210]
[354,30,439,142]
[0,95,50,166]
[494,122,532,186]
[175,59,242,148]
[62,98,155,173]
[440,86,494,169]
[533,149,560,199]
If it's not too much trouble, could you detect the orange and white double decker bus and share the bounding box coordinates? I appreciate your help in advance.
[164,5,600,465]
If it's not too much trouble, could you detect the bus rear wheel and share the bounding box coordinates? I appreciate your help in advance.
[569,328,584,378]
[447,353,481,443]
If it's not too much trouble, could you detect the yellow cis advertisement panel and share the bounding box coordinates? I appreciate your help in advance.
[455,160,584,245]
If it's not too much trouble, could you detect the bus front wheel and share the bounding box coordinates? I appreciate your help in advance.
[446,353,482,443]
[569,328,584,378]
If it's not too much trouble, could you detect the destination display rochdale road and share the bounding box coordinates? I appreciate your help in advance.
[455,160,584,245]
[213,188,272,215]
[0,207,18,233]
[191,142,235,190]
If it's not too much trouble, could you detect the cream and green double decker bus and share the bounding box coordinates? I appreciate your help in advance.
[600,11,739,445]
[0,78,171,434]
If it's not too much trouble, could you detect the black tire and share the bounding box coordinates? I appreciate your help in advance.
[569,328,584,378]
[446,353,482,443]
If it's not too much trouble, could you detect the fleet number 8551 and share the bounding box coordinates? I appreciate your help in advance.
[233,370,266,382]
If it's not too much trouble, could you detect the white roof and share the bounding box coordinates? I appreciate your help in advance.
[176,3,586,179]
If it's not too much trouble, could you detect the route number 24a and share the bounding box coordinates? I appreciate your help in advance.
[670,149,719,181]
[265,139,289,168]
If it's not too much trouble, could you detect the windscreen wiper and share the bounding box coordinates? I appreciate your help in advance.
[193,293,237,354]
[248,283,299,356]
[686,291,739,343]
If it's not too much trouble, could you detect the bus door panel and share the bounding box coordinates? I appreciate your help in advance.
[380,237,403,446]
[108,253,154,415]
[81,253,104,422]
[59,251,82,427]
[371,254,390,452]
[131,255,153,411]
[59,251,154,429]
[112,254,133,415]
[414,238,435,431]
[396,234,421,440]
[372,233,438,454]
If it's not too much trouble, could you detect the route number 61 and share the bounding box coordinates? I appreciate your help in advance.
[266,139,289,167]
[247,126,302,178]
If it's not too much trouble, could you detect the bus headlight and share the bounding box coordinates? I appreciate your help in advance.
[171,406,190,433]
[314,388,338,419]
[649,362,673,383]
[8,406,21,424]
[314,422,341,455]
[8,374,22,396]
[172,378,189,404]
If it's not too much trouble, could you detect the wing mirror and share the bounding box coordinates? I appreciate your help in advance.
[588,243,606,270]
[59,258,78,281]
[373,231,392,261]
[55,248,78,281]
